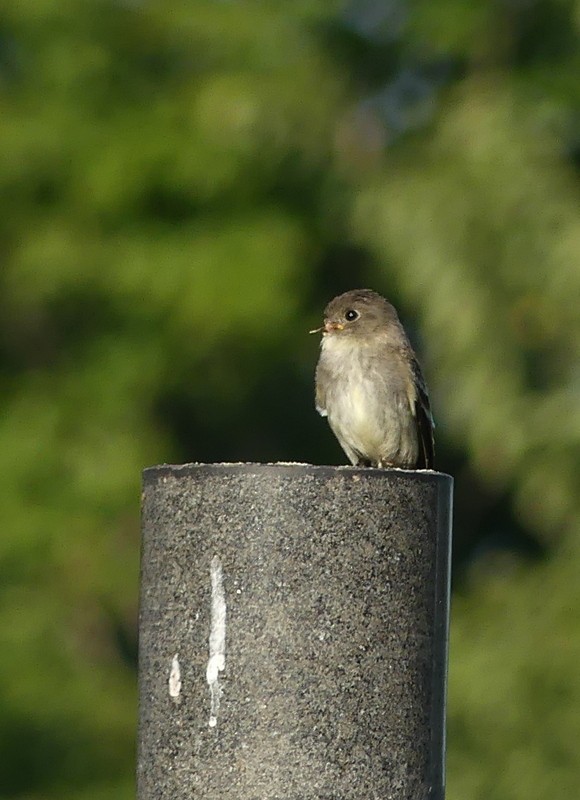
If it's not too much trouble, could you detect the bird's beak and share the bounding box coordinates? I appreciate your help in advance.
[309,320,344,335]
[324,320,344,332]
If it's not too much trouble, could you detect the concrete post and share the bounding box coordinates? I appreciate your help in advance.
[138,463,452,800]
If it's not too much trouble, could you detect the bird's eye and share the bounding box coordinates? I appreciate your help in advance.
[345,309,359,322]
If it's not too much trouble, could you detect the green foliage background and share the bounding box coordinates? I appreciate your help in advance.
[0,0,579,797]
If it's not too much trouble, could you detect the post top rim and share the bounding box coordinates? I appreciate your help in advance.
[143,462,452,485]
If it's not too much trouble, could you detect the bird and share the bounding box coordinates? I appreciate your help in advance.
[310,289,434,470]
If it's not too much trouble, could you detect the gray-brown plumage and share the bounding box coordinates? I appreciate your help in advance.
[311,289,434,469]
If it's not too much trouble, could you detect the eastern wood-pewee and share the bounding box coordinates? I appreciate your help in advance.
[311,289,435,469]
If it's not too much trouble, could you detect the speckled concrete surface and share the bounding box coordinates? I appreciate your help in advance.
[138,463,453,800]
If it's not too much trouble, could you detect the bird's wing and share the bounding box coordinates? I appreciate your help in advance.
[314,360,329,417]
[410,356,435,469]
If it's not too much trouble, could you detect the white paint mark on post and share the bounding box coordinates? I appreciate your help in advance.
[169,654,181,700]
[206,556,226,728]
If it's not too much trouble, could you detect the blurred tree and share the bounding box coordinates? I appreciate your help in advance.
[0,0,578,798]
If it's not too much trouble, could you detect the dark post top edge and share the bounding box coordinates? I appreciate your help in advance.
[142,462,452,486]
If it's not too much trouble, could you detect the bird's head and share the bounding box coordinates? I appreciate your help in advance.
[309,289,399,340]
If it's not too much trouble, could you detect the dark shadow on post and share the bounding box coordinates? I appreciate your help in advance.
[138,463,453,800]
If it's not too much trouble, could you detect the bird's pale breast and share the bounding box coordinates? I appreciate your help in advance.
[318,334,418,467]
